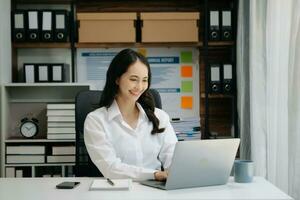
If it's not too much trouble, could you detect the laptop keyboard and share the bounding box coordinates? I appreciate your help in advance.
[154,181,166,186]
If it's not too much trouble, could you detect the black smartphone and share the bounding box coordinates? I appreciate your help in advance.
[56,181,80,189]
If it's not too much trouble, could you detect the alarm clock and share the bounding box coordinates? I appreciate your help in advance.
[20,117,39,138]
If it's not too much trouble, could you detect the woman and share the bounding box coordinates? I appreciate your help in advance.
[84,48,177,181]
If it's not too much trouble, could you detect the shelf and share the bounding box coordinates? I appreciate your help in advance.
[12,43,71,49]
[9,99,76,103]
[4,83,90,87]
[3,83,90,103]
[209,136,235,139]
[207,41,235,46]
[5,139,75,143]
[12,0,72,4]
[200,93,235,98]
[75,42,203,48]
[76,0,202,12]
[75,41,237,50]
[1,85,88,144]
[5,163,75,167]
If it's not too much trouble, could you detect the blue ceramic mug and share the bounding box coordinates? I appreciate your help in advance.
[234,160,254,183]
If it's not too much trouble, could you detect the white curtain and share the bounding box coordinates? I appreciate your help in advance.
[288,1,300,199]
[237,0,300,199]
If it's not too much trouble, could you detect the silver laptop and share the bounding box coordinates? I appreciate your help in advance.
[140,138,240,190]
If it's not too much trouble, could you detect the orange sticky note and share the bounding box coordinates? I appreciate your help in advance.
[181,96,193,109]
[181,66,193,77]
[137,48,147,57]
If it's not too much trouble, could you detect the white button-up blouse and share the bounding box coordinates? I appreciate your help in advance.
[84,100,178,181]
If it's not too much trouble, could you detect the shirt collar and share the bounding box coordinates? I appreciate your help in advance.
[107,100,147,121]
[107,100,121,121]
[136,102,147,121]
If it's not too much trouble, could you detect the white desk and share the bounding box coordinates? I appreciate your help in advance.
[0,177,292,200]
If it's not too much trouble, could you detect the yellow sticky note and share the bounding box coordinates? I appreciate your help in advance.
[181,96,193,109]
[181,66,193,77]
[137,48,147,57]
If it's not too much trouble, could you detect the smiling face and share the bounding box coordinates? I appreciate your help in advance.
[116,60,149,103]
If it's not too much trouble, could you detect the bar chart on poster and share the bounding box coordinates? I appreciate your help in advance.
[77,47,199,119]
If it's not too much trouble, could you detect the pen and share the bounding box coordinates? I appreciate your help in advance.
[107,178,115,186]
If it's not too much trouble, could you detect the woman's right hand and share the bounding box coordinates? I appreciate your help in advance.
[154,170,168,181]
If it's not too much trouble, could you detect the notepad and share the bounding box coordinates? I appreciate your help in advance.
[89,179,132,191]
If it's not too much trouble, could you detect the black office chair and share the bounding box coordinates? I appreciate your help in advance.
[74,89,162,177]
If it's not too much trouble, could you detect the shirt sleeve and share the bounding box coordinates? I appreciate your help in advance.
[84,113,156,181]
[157,111,178,169]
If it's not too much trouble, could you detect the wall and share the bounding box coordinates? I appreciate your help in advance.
[0,0,11,177]
[0,0,11,83]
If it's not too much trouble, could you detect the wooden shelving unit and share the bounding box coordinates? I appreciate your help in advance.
[1,83,90,177]
[75,42,204,48]
[2,0,239,177]
[12,43,71,48]
[200,93,235,99]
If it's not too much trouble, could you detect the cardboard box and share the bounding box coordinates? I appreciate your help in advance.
[141,12,199,42]
[77,13,136,43]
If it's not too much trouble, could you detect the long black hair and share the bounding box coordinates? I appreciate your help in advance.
[99,48,165,134]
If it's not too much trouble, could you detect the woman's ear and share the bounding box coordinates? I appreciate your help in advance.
[115,78,119,85]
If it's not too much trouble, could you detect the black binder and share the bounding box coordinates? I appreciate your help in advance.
[41,10,53,42]
[50,64,65,82]
[221,10,232,40]
[36,64,50,82]
[12,10,27,42]
[209,10,220,41]
[27,10,40,42]
[209,64,221,93]
[23,63,36,83]
[54,10,69,42]
[222,63,234,93]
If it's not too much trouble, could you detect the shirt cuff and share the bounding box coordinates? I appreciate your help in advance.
[137,169,157,181]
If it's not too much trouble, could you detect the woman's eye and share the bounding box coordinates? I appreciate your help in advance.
[130,79,138,82]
